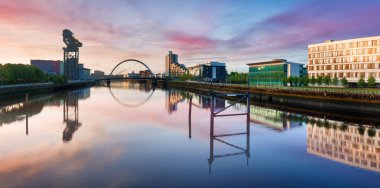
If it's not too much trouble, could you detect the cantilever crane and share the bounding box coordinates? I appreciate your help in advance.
[63,29,83,80]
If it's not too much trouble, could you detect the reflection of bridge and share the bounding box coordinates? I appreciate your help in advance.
[108,81,156,108]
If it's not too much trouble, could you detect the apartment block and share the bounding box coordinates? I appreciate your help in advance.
[308,36,380,84]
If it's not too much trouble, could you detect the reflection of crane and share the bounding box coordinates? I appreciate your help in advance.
[63,29,82,80]
[63,91,82,142]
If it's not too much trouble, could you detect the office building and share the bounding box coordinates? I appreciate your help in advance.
[308,36,380,84]
[187,61,227,82]
[30,60,64,75]
[247,59,306,86]
[91,70,105,79]
[78,64,91,80]
[165,51,187,78]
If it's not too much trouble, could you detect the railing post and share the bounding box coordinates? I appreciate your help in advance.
[208,93,215,174]
[25,93,29,135]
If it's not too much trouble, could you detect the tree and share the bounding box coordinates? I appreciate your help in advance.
[228,72,247,84]
[332,77,339,86]
[179,73,193,81]
[316,76,323,86]
[368,127,376,137]
[357,125,365,135]
[358,76,365,88]
[287,76,294,87]
[293,77,299,87]
[340,77,348,87]
[367,76,376,88]
[323,75,331,86]
[282,77,287,86]
[310,76,316,85]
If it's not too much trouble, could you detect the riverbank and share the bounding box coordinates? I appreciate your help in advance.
[0,80,95,100]
[159,80,380,115]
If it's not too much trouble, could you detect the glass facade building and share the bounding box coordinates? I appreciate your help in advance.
[247,59,305,86]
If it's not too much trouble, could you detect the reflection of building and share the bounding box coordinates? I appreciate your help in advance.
[247,59,306,86]
[249,105,303,131]
[307,124,380,173]
[31,60,64,75]
[0,101,44,126]
[308,36,380,85]
[165,51,187,78]
[165,90,185,114]
[187,61,227,82]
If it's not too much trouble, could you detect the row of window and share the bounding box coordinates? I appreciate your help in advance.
[308,72,380,78]
[309,39,380,52]
[308,64,380,71]
[309,48,380,58]
[310,56,380,64]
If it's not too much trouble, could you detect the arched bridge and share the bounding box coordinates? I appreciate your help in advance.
[110,59,155,79]
[96,59,157,85]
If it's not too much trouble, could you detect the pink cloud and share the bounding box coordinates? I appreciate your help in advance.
[165,31,218,53]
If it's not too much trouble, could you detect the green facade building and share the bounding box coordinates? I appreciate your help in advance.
[247,59,306,86]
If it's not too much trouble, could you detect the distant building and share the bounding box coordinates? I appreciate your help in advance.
[247,59,306,86]
[165,51,187,78]
[188,61,227,82]
[139,70,152,78]
[128,71,140,78]
[308,36,380,85]
[91,70,105,79]
[30,60,64,75]
[78,64,91,80]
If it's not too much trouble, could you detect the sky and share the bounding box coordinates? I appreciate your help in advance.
[1,0,380,74]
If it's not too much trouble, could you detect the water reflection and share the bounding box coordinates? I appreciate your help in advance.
[165,88,380,174]
[166,89,225,114]
[0,82,379,186]
[186,91,251,174]
[109,81,155,107]
[0,88,90,143]
[307,122,380,173]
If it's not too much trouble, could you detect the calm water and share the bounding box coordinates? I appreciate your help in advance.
[0,81,379,188]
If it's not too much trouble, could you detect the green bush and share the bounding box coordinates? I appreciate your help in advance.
[179,73,194,81]
[317,76,323,86]
[323,75,331,86]
[228,72,247,84]
[0,63,67,84]
[367,76,376,88]
[358,76,366,88]
[310,76,316,85]
[332,77,339,86]
[340,77,348,87]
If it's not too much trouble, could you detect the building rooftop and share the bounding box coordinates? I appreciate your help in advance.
[247,59,287,66]
[308,36,380,47]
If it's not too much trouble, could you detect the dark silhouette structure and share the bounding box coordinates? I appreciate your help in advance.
[63,29,82,80]
[63,91,81,142]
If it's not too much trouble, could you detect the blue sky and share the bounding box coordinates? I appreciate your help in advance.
[0,0,379,73]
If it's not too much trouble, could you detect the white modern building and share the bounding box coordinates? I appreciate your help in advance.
[308,36,380,84]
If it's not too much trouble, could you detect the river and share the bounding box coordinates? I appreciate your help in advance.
[0,81,379,187]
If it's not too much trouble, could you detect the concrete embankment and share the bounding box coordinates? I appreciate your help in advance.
[159,80,380,115]
[0,80,95,100]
